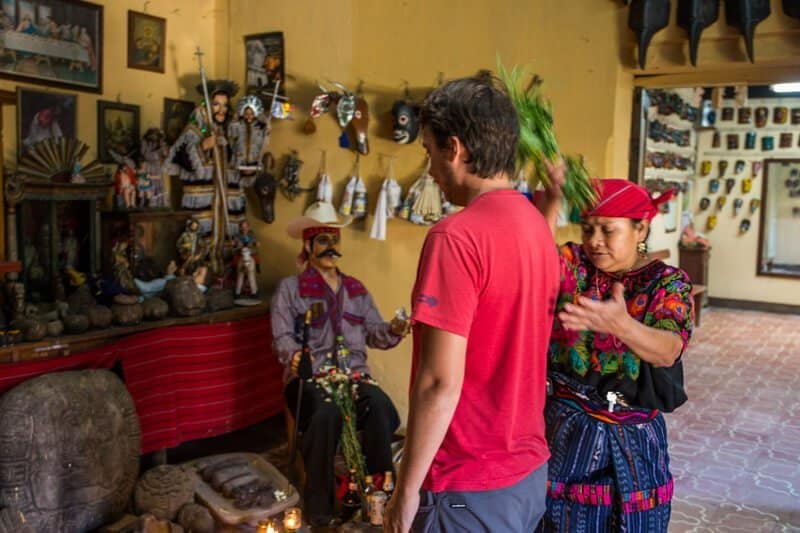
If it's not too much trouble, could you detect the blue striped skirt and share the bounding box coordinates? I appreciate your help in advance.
[537,375,673,532]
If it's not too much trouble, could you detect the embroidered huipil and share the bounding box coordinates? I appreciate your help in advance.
[549,243,694,407]
[271,267,401,383]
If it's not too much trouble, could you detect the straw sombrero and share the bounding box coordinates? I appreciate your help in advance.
[286,201,352,239]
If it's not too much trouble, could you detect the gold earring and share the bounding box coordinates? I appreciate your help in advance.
[637,241,647,258]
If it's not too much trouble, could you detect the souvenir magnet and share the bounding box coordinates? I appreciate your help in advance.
[701,160,712,176]
[739,218,751,234]
[718,160,728,176]
[735,159,745,174]
[780,132,793,148]
[700,197,711,210]
[749,198,760,213]
[737,107,752,124]
[727,133,739,150]
[751,160,762,177]
[733,198,743,216]
[761,136,774,151]
[725,177,736,194]
[755,106,769,127]
[709,178,720,193]
[792,108,800,125]
[707,214,718,230]
[774,106,788,124]
[716,196,727,210]
[745,131,757,149]
[712,130,721,148]
[742,177,753,193]
[721,107,734,121]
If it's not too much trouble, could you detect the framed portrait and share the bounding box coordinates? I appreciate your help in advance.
[17,87,77,156]
[97,100,140,163]
[127,10,165,73]
[245,31,284,95]
[162,97,195,145]
[0,0,102,92]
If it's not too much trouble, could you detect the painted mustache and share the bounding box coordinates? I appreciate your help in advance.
[316,249,342,259]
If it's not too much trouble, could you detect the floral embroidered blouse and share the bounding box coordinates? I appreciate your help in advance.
[549,242,694,407]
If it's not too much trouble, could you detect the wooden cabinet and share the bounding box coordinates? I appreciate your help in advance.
[679,246,710,308]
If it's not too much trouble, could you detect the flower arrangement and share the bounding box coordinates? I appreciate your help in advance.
[313,369,374,490]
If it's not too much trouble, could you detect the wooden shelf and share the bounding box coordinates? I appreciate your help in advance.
[0,302,269,364]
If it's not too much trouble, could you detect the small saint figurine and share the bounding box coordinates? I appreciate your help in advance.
[140,128,169,207]
[176,218,208,275]
[111,151,138,209]
[232,220,259,298]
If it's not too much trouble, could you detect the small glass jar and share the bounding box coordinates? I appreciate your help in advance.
[283,507,302,532]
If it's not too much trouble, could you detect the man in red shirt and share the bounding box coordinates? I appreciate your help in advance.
[384,75,560,532]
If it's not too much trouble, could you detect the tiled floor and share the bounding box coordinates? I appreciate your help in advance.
[668,308,800,532]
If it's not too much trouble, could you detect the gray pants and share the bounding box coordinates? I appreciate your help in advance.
[411,463,547,533]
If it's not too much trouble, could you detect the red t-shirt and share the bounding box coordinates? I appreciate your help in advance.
[410,189,559,492]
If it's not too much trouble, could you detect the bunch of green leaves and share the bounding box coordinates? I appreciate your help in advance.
[498,61,597,212]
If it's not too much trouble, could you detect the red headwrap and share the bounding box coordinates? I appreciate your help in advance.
[297,226,341,268]
[583,179,674,222]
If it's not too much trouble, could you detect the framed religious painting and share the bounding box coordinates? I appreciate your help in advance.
[244,31,284,94]
[0,0,102,92]
[97,100,140,163]
[162,97,195,145]
[17,87,77,157]
[127,10,166,73]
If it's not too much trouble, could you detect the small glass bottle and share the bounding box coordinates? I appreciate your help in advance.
[335,335,350,373]
[341,469,361,522]
[382,470,395,499]
[362,474,376,516]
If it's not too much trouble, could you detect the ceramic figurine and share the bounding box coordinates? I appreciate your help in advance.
[699,196,711,210]
[755,106,768,127]
[716,196,727,210]
[232,220,259,299]
[112,153,138,209]
[229,95,270,188]
[709,178,720,194]
[750,198,761,213]
[742,177,753,193]
[739,218,751,234]
[745,131,757,149]
[725,177,736,194]
[140,128,170,208]
[176,218,207,275]
[718,160,728,176]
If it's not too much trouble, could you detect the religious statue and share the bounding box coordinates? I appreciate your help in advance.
[111,152,138,209]
[166,79,245,237]
[228,95,270,188]
[111,241,136,293]
[232,220,259,298]
[176,218,208,276]
[140,128,169,207]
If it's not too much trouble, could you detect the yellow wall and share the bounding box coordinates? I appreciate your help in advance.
[227,0,632,420]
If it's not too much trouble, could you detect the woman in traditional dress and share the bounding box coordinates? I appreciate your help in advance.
[535,168,693,532]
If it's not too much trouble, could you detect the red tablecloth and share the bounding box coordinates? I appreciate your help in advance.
[0,315,285,454]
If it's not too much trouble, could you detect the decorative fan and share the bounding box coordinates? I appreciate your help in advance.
[17,137,108,184]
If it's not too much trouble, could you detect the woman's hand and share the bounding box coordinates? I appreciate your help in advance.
[559,282,632,336]
[543,157,566,198]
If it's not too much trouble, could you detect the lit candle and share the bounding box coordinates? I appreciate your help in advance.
[283,507,302,532]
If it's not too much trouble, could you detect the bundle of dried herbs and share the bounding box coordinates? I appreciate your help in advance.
[499,62,598,213]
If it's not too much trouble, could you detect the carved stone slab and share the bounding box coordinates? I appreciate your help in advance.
[0,370,141,532]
